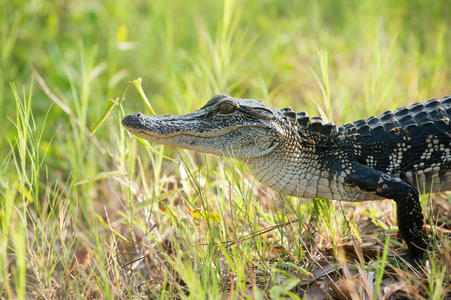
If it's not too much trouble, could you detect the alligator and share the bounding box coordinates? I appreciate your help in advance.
[122,94,451,260]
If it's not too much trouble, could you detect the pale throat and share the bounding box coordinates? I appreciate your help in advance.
[245,145,319,197]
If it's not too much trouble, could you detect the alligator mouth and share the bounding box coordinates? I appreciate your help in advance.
[128,126,245,140]
[121,112,266,140]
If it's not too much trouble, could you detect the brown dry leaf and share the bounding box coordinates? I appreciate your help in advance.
[332,277,363,300]
[329,243,381,261]
[386,285,426,300]
[428,195,451,231]
[68,247,92,279]
[306,281,328,300]
[330,266,374,300]
[300,261,337,285]
[424,224,451,234]
[433,195,450,215]
[268,245,284,259]
[380,278,407,299]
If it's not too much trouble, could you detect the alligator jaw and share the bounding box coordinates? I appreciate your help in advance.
[121,97,281,158]
[122,112,249,139]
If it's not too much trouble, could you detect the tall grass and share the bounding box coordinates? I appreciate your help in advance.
[0,0,449,298]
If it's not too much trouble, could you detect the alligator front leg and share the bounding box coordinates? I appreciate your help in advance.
[344,163,428,259]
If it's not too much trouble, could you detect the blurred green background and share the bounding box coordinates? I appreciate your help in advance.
[1,0,449,132]
[0,0,449,297]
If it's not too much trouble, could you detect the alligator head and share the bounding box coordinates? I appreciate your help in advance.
[122,94,291,159]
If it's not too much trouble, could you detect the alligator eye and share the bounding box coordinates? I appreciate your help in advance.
[218,102,237,114]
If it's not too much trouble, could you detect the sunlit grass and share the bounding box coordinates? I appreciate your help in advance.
[0,0,450,298]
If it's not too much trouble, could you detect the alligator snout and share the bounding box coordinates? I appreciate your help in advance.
[122,112,145,129]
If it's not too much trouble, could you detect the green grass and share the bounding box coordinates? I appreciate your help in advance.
[1,0,450,298]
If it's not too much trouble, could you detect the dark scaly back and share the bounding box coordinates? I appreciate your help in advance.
[337,96,451,191]
[279,107,339,144]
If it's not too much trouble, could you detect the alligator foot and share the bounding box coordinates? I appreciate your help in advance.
[345,163,428,263]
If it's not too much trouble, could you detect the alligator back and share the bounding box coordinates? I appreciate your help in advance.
[340,96,451,193]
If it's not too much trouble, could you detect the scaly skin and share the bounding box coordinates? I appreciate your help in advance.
[122,94,451,259]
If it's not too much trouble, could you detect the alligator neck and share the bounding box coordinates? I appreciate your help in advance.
[246,143,320,197]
